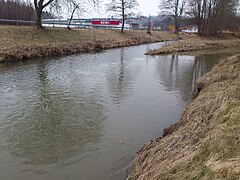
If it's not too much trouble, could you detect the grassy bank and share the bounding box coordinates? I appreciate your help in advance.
[128,54,240,179]
[0,26,176,63]
[146,32,240,55]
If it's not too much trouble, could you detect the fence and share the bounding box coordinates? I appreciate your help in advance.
[0,19,35,26]
[0,19,130,30]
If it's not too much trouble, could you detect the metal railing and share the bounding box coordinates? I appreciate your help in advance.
[0,19,35,25]
[0,18,131,30]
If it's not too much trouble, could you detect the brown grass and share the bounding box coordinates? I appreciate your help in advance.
[0,26,176,62]
[128,54,240,180]
[145,32,240,55]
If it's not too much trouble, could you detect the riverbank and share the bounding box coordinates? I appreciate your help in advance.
[0,26,176,63]
[145,32,240,55]
[128,54,240,179]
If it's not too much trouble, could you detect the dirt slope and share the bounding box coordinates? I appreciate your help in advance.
[128,54,240,180]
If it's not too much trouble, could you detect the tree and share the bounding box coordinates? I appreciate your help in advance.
[159,0,187,34]
[188,0,239,36]
[66,0,91,30]
[33,0,98,29]
[67,1,81,29]
[147,15,152,34]
[34,0,55,28]
[106,0,139,33]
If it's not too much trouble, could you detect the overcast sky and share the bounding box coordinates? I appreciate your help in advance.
[137,0,159,16]
[82,0,160,18]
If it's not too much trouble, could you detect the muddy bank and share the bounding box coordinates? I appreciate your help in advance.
[145,33,240,55]
[0,26,176,63]
[128,54,240,179]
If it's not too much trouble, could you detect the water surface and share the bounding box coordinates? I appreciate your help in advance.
[0,43,238,180]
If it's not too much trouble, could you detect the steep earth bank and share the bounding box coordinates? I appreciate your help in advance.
[128,54,240,180]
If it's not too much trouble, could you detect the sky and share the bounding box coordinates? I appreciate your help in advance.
[135,0,160,16]
[82,0,160,18]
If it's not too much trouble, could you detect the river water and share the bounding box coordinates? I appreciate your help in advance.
[0,42,237,180]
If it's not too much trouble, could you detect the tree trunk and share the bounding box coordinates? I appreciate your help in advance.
[35,8,43,28]
[174,18,179,34]
[121,19,125,33]
[147,15,151,34]
[121,0,124,33]
[68,6,77,30]
[197,20,202,36]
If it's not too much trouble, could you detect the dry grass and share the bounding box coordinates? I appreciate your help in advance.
[145,32,240,55]
[128,54,240,180]
[0,25,176,62]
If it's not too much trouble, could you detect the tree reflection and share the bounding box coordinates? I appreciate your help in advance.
[106,48,138,104]
[155,54,220,103]
[1,61,105,165]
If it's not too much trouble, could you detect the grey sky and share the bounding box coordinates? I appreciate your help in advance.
[83,0,160,18]
[138,0,159,16]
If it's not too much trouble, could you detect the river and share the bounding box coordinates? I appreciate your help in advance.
[0,42,238,180]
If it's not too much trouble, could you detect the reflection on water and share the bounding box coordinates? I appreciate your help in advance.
[106,48,140,104]
[0,43,238,180]
[155,54,221,103]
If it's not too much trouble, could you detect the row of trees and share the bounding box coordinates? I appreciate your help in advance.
[32,0,240,34]
[189,0,239,35]
[0,0,239,35]
[160,0,240,36]
[0,0,54,21]
[0,0,35,20]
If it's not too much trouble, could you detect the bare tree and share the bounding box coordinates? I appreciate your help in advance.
[67,1,81,29]
[33,0,98,28]
[34,0,55,28]
[188,0,239,36]
[159,0,187,34]
[106,0,139,33]
[147,15,151,34]
[66,0,93,30]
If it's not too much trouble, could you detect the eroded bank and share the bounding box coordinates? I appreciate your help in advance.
[128,54,240,180]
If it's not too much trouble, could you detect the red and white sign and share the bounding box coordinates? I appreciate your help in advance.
[91,20,120,26]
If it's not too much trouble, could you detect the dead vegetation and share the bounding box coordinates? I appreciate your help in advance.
[0,26,176,63]
[145,32,240,55]
[128,54,240,180]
